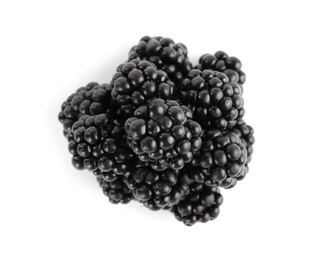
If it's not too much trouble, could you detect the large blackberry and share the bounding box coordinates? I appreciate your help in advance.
[195,51,246,84]
[66,113,134,176]
[58,82,112,136]
[125,162,189,210]
[128,36,193,84]
[171,186,223,226]
[178,69,244,130]
[125,99,203,171]
[95,170,133,204]
[193,128,248,189]
[110,59,176,117]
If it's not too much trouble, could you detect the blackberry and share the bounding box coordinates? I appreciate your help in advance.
[193,128,248,189]
[66,113,134,175]
[110,59,177,117]
[125,99,203,171]
[195,51,246,84]
[58,82,112,135]
[128,36,193,84]
[125,161,190,210]
[178,69,244,130]
[171,186,223,226]
[232,119,255,181]
[233,119,254,163]
[96,170,133,204]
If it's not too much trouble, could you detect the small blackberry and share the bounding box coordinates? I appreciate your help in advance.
[67,113,134,175]
[95,170,133,204]
[128,36,193,84]
[110,59,176,117]
[171,186,223,226]
[233,119,254,163]
[125,99,203,171]
[58,82,112,135]
[193,128,248,189]
[125,163,189,210]
[178,69,244,130]
[195,51,246,84]
[232,119,255,181]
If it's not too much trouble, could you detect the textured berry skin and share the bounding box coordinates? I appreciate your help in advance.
[125,99,202,171]
[195,51,246,85]
[58,82,112,135]
[110,59,176,117]
[128,36,193,84]
[66,113,134,176]
[125,162,189,210]
[178,69,244,130]
[192,128,248,189]
[96,170,133,204]
[171,186,223,226]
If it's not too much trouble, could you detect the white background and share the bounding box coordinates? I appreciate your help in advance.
[1,0,313,259]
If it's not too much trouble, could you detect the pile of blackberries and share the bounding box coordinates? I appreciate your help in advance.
[58,36,255,226]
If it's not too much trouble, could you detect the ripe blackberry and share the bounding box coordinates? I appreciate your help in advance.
[171,186,223,226]
[195,51,246,84]
[66,113,134,175]
[128,36,193,84]
[125,161,189,210]
[233,119,254,163]
[95,170,133,204]
[232,119,255,181]
[193,128,248,189]
[58,82,112,135]
[125,99,203,171]
[178,69,244,130]
[110,59,176,117]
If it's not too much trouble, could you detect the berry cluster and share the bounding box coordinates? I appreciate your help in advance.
[59,36,255,226]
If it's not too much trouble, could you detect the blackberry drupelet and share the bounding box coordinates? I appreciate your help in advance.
[128,36,193,84]
[110,59,176,117]
[67,113,134,176]
[58,82,112,135]
[178,69,244,130]
[171,186,223,226]
[125,99,203,171]
[195,51,246,84]
[125,162,189,210]
[96,170,133,204]
[193,128,248,189]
